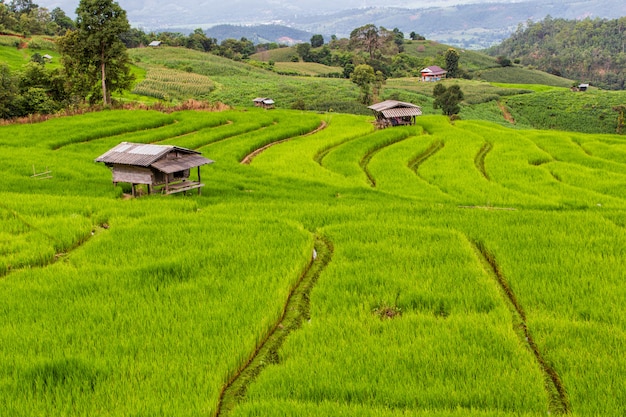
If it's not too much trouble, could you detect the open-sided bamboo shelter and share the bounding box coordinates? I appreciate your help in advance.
[95,142,214,196]
[253,97,275,109]
[368,100,422,128]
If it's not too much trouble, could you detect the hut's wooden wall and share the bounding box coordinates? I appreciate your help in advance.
[112,165,154,185]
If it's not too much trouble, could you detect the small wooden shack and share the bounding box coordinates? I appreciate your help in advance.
[368,100,422,128]
[253,97,275,109]
[95,142,214,196]
[421,65,447,82]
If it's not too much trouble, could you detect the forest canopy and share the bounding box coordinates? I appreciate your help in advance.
[487,16,626,90]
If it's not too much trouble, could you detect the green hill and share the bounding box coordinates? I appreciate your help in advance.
[486,16,626,90]
[473,66,574,87]
[129,46,366,113]
[0,35,60,71]
[503,89,626,134]
[403,40,499,72]
[251,46,298,62]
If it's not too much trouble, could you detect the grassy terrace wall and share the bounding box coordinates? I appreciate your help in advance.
[1,108,625,416]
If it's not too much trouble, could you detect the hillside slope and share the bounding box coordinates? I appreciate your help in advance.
[487,16,626,90]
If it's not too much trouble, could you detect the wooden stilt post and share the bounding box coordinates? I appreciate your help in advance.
[197,166,202,196]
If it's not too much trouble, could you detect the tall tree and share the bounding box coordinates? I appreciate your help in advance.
[0,63,18,118]
[350,24,380,59]
[59,0,133,105]
[444,48,460,78]
[392,27,404,52]
[350,64,376,104]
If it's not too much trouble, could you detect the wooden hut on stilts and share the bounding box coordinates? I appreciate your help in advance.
[95,142,214,197]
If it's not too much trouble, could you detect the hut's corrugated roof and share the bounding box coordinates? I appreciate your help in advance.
[368,100,421,112]
[152,154,214,174]
[381,107,422,118]
[95,142,213,171]
[95,142,172,166]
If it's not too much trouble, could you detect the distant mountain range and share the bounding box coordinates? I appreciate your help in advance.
[203,25,313,46]
[37,0,626,49]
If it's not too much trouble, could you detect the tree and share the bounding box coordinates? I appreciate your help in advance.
[409,31,425,41]
[310,34,324,48]
[392,28,404,52]
[1,3,19,32]
[9,0,37,14]
[20,7,53,36]
[444,48,460,78]
[51,7,74,31]
[188,29,216,53]
[342,62,355,79]
[0,63,18,118]
[350,24,380,59]
[433,83,464,117]
[496,55,512,67]
[296,42,311,61]
[350,64,376,104]
[120,27,149,48]
[59,0,134,106]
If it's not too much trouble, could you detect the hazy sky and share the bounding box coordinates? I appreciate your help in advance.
[35,0,497,25]
[37,0,489,13]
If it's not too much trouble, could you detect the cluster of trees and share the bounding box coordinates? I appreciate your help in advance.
[488,16,626,90]
[120,28,257,60]
[0,0,74,36]
[0,60,68,118]
[290,25,467,84]
[1,0,132,118]
[294,25,420,79]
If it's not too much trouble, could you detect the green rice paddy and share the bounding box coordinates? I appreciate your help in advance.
[1,108,625,416]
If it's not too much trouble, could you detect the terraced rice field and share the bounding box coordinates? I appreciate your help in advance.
[1,108,625,416]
